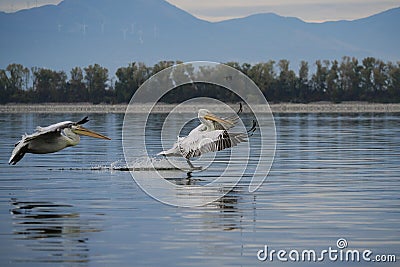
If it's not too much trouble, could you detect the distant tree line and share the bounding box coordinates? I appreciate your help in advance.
[1,57,399,104]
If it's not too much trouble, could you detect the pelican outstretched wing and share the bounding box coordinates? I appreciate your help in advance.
[36,116,88,133]
[210,103,243,130]
[178,120,256,159]
[30,117,89,140]
[9,129,65,165]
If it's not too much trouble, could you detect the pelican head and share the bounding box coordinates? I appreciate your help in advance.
[70,124,111,140]
[198,109,234,129]
[65,116,110,140]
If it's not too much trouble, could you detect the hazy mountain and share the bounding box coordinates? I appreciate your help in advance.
[1,0,399,74]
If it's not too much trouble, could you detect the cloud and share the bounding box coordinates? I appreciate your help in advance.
[0,0,398,23]
[0,0,61,12]
[166,0,400,22]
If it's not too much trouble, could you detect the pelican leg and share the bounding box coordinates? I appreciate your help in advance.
[186,159,195,169]
[186,160,193,177]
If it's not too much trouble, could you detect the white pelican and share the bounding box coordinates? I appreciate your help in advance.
[9,117,111,165]
[158,105,256,168]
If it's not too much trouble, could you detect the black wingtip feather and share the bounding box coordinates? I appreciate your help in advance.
[247,120,257,137]
[237,103,243,115]
[76,116,89,125]
[9,144,28,165]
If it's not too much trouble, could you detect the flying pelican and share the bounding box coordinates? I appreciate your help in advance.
[158,105,256,169]
[9,117,111,165]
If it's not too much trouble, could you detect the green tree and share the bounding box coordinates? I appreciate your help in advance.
[152,60,175,75]
[311,60,330,101]
[0,69,11,103]
[361,57,375,97]
[297,61,310,102]
[240,63,252,76]
[373,60,389,100]
[277,59,296,102]
[84,64,109,104]
[387,61,400,102]
[338,56,362,100]
[68,67,87,102]
[326,60,341,102]
[1,58,399,104]
[6,63,30,91]
[247,61,276,100]
[361,57,389,101]
[32,68,67,102]
[115,62,150,103]
[0,64,30,102]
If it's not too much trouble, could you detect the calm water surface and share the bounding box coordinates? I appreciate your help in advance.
[0,113,399,266]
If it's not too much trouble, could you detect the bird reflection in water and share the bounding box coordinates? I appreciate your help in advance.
[10,198,100,264]
[217,188,240,230]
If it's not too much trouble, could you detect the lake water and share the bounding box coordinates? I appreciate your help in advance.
[0,112,399,266]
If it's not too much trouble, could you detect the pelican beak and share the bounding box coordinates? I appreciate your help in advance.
[204,113,234,126]
[73,125,111,140]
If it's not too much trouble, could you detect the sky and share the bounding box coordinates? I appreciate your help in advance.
[0,0,399,22]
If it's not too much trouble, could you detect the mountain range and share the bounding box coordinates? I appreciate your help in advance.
[1,0,399,74]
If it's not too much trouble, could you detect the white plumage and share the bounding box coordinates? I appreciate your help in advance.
[177,128,250,159]
[9,117,110,165]
[158,105,255,168]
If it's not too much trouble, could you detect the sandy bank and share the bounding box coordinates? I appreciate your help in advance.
[1,102,400,114]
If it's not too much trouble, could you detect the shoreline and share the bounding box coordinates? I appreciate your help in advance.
[1,102,400,114]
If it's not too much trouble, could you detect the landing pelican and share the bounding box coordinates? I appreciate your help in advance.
[9,117,111,165]
[158,105,256,168]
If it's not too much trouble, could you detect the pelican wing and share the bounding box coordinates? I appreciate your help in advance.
[210,118,236,131]
[34,117,88,134]
[18,122,69,145]
[9,137,29,165]
[9,130,64,165]
[27,119,87,142]
[35,121,74,133]
[9,120,79,165]
[178,130,249,159]
[9,117,92,165]
[210,103,243,130]
[189,115,236,135]
[25,129,65,143]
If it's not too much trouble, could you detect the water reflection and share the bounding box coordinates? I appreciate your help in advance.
[212,187,241,231]
[10,198,100,264]
[1,113,399,266]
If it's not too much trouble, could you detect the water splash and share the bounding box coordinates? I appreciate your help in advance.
[48,157,200,172]
[125,156,195,171]
[88,157,194,172]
